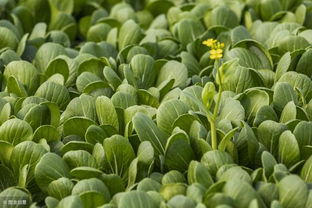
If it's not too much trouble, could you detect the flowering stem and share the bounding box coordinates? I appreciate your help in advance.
[209,60,222,150]
[209,116,218,150]
[202,38,224,150]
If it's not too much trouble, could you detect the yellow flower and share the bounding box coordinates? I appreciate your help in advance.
[202,38,225,59]
[209,49,223,59]
[202,39,217,47]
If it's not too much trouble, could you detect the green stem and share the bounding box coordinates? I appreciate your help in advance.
[209,116,218,150]
[209,60,223,150]
[213,84,222,118]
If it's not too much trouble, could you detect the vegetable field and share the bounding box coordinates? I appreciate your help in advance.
[1,0,312,207]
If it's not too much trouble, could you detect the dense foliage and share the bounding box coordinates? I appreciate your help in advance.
[1,0,312,207]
